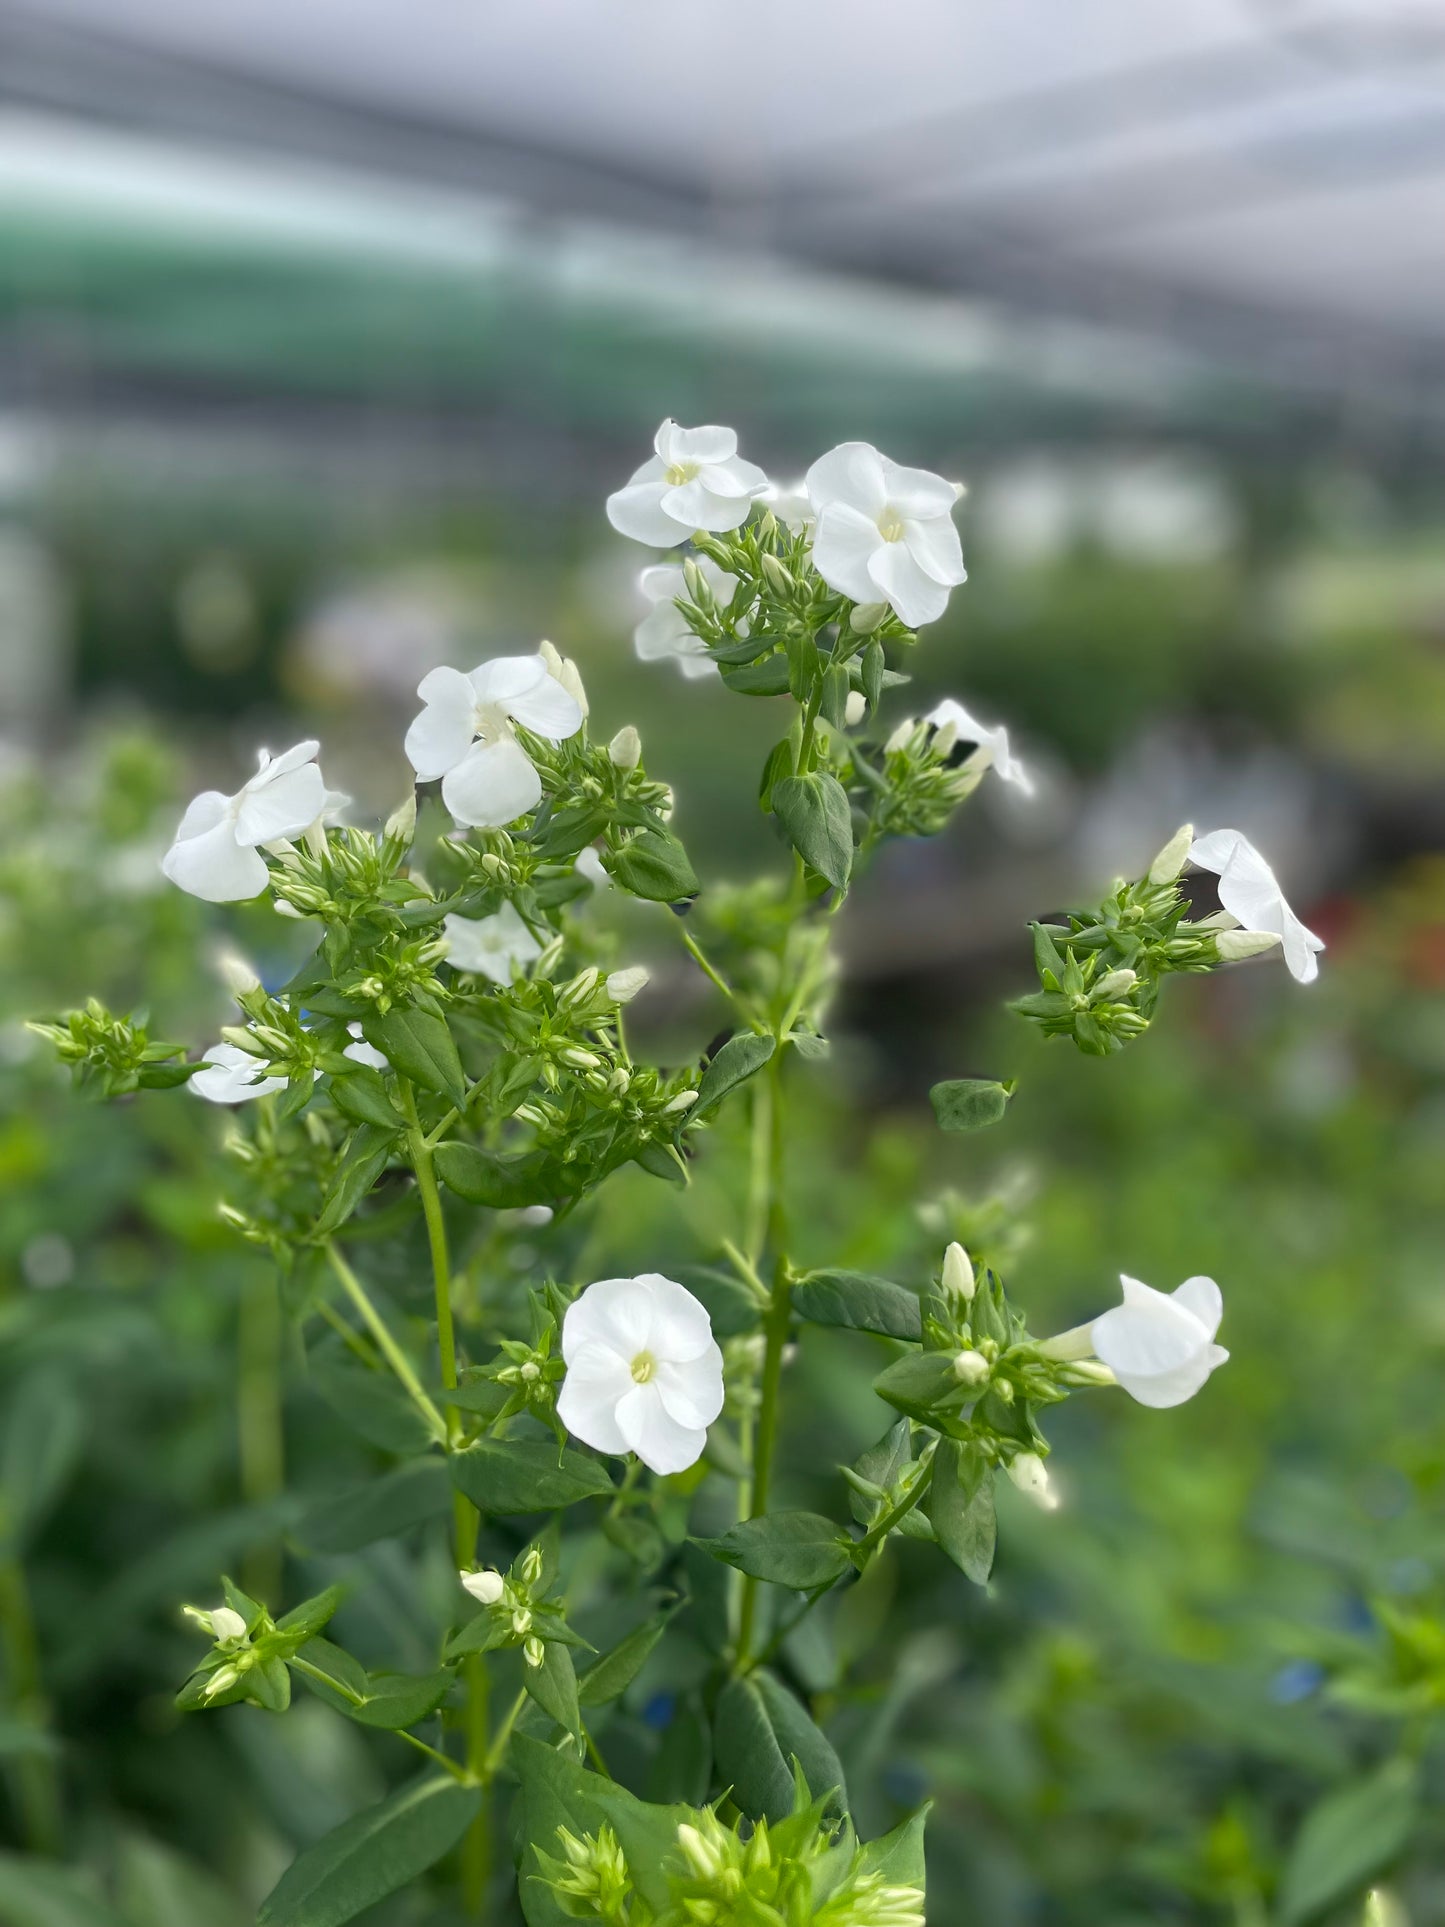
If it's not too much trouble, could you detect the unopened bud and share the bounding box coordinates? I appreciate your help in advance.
[215,951,260,998]
[460,1568,504,1606]
[559,1046,602,1070]
[1066,1359,1117,1387]
[681,557,711,605]
[1364,1890,1410,1927]
[210,1606,248,1643]
[519,1547,544,1586]
[885,718,916,755]
[478,851,509,880]
[941,1241,975,1302]
[1093,968,1137,1001]
[664,1090,699,1115]
[608,726,642,771]
[760,553,794,597]
[203,1664,240,1699]
[676,1823,725,1883]
[512,1608,533,1637]
[539,641,589,719]
[1008,1452,1058,1511]
[952,1348,990,1387]
[562,966,601,1006]
[843,690,867,727]
[520,1359,540,1383]
[384,790,418,842]
[606,966,649,1004]
[274,899,304,919]
[219,1025,267,1057]
[932,721,959,759]
[1215,928,1282,961]
[608,1067,631,1094]
[523,1635,545,1669]
[849,600,888,635]
[1148,823,1194,886]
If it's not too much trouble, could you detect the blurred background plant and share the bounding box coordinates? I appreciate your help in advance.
[4,3,1445,1922]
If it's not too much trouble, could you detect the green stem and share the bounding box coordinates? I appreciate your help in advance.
[482,1687,528,1780]
[681,930,749,1018]
[735,1051,790,1666]
[323,1243,448,1445]
[289,1657,469,1782]
[315,1295,381,1368]
[238,1265,285,1602]
[0,1556,61,1853]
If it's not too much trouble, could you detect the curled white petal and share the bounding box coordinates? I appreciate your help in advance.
[191,1041,287,1105]
[1089,1273,1228,1408]
[924,698,1033,794]
[1189,829,1324,984]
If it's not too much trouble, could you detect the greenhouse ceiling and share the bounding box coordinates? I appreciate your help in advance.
[1,0,1444,451]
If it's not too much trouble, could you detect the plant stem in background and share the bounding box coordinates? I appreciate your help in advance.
[238,1265,285,1602]
[323,1244,447,1444]
[0,1556,61,1854]
[736,1049,791,1666]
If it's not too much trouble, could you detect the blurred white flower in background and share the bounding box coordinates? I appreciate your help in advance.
[191,1040,288,1104]
[442,903,543,984]
[633,561,729,679]
[1190,829,1325,984]
[607,421,768,546]
[161,741,326,902]
[761,479,814,532]
[343,1024,388,1071]
[806,442,966,628]
[405,655,582,829]
[925,697,1033,793]
[558,1273,724,1475]
[574,845,610,889]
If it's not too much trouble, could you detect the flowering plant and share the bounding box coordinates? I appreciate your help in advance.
[34,423,1319,1925]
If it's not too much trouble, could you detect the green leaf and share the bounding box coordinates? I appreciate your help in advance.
[0,1852,130,1927]
[928,1440,996,1585]
[699,1512,852,1590]
[0,1371,83,1553]
[348,1670,454,1731]
[607,829,699,903]
[275,1587,344,1643]
[578,1613,673,1707]
[858,1808,930,1888]
[313,1125,399,1237]
[720,656,790,696]
[433,1143,553,1208]
[676,1266,763,1337]
[360,1007,465,1105]
[299,1460,452,1555]
[257,1775,481,1927]
[327,1067,401,1130]
[929,1077,1014,1133]
[449,1438,613,1514]
[1277,1758,1418,1925]
[771,771,853,890]
[873,1351,960,1423]
[714,1672,847,1824]
[523,1642,580,1735]
[793,1270,920,1341]
[309,1354,435,1458]
[693,1032,775,1118]
[291,1637,369,1715]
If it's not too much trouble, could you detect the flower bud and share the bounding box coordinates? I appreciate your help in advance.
[885,718,916,755]
[849,600,888,634]
[210,1605,249,1643]
[523,1634,545,1669]
[606,966,649,1004]
[952,1348,990,1387]
[1148,823,1194,886]
[843,690,867,727]
[663,1090,699,1114]
[460,1568,504,1606]
[941,1241,975,1302]
[1215,928,1282,961]
[562,966,601,1007]
[512,1608,533,1637]
[1093,968,1137,1001]
[384,790,418,842]
[677,1823,725,1883]
[607,1066,631,1094]
[760,553,794,598]
[274,899,304,919]
[1065,1359,1117,1387]
[519,1547,544,1586]
[214,951,260,998]
[203,1664,240,1699]
[608,726,642,771]
[1007,1452,1058,1511]
[681,556,711,605]
[478,851,509,880]
[932,721,958,758]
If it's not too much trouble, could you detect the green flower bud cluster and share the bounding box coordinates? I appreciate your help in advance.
[268,818,433,929]
[177,1577,341,1715]
[1012,828,1243,1055]
[856,713,987,841]
[28,998,194,1098]
[446,1533,588,1670]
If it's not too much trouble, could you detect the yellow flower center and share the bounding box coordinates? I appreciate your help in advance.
[877,507,905,542]
[630,1350,657,1385]
[664,461,698,487]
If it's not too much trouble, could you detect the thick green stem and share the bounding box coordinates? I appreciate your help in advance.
[323,1243,447,1445]
[0,1556,61,1853]
[736,1051,790,1666]
[238,1265,285,1602]
[397,1080,488,1911]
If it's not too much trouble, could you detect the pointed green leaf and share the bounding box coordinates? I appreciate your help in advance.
[714,1671,846,1824]
[257,1775,481,1927]
[693,1032,774,1118]
[361,1008,465,1104]
[698,1512,851,1590]
[1278,1758,1418,1925]
[928,1440,996,1585]
[771,772,853,890]
[929,1078,1014,1133]
[793,1270,920,1341]
[449,1438,613,1515]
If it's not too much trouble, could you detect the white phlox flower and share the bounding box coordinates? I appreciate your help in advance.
[1089,1273,1228,1408]
[442,903,543,984]
[606,421,768,547]
[405,655,583,830]
[343,1023,388,1071]
[558,1273,724,1475]
[1189,829,1324,985]
[924,698,1033,794]
[460,1568,505,1606]
[806,442,966,629]
[161,741,326,902]
[190,1041,288,1105]
[574,846,610,890]
[634,561,732,679]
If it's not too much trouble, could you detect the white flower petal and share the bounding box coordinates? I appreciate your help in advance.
[607,471,684,547]
[406,667,479,779]
[251,739,321,784]
[1190,829,1324,985]
[562,1276,656,1365]
[1171,1274,1223,1339]
[442,904,542,984]
[171,789,231,842]
[635,1272,717,1362]
[343,1027,389,1071]
[667,423,737,465]
[234,763,326,846]
[806,442,889,518]
[494,663,584,741]
[901,513,966,588]
[867,541,952,628]
[441,738,542,829]
[161,818,269,902]
[557,1353,634,1456]
[614,1383,707,1475]
[654,1349,725,1430]
[191,1041,286,1104]
[1090,1271,1227,1407]
[883,459,959,521]
[660,478,751,533]
[812,502,887,603]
